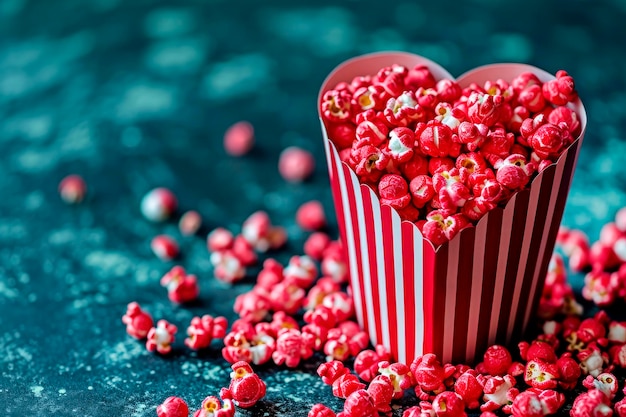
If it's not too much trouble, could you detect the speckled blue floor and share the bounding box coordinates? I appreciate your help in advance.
[1,0,626,415]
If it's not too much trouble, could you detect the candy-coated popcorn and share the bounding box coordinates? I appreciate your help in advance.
[518,84,546,113]
[387,127,416,163]
[508,106,531,133]
[207,227,234,252]
[352,84,387,113]
[583,373,619,400]
[406,65,437,90]
[511,389,563,417]
[146,319,177,355]
[222,361,266,408]
[367,375,395,414]
[375,65,407,96]
[433,168,471,209]
[569,389,613,417]
[353,344,391,382]
[456,152,488,175]
[353,143,390,184]
[303,277,341,310]
[193,395,235,417]
[495,154,536,190]
[234,289,271,323]
[454,370,483,409]
[309,404,337,417]
[321,249,349,284]
[355,109,389,146]
[232,235,257,267]
[416,87,439,109]
[477,345,519,376]
[548,106,581,137]
[304,232,332,261]
[304,305,337,329]
[378,361,415,398]
[222,324,275,365]
[435,102,465,130]
[296,200,327,231]
[467,92,504,127]
[224,120,254,157]
[160,266,199,303]
[542,70,577,106]
[283,255,318,289]
[269,280,305,315]
[457,121,488,151]
[321,292,355,323]
[140,187,177,222]
[556,354,581,390]
[338,389,377,417]
[422,211,470,246]
[384,91,425,127]
[211,250,246,284]
[432,391,467,417]
[482,126,515,159]
[151,235,180,261]
[527,123,571,160]
[58,174,87,204]
[479,375,519,413]
[279,146,315,183]
[272,328,315,368]
[511,72,541,94]
[122,302,153,339]
[428,157,456,176]
[436,79,462,103]
[318,360,350,386]
[410,175,436,208]
[399,153,429,180]
[577,345,609,377]
[411,353,456,400]
[518,340,557,363]
[256,258,284,289]
[179,210,202,236]
[379,174,411,209]
[185,315,228,350]
[321,89,352,122]
[332,373,367,400]
[157,396,189,417]
[524,360,559,390]
[416,121,455,158]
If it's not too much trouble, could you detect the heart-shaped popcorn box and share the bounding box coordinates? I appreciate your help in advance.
[318,52,587,365]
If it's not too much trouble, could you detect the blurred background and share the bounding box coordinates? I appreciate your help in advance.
[1,0,626,415]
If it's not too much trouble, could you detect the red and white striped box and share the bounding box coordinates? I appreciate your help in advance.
[319,52,587,365]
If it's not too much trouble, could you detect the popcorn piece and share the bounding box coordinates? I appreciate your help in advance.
[160,265,199,303]
[222,361,266,408]
[185,315,228,350]
[211,250,246,284]
[140,187,177,222]
[279,146,315,183]
[122,302,153,339]
[207,227,234,252]
[542,70,577,106]
[296,201,327,231]
[224,120,254,156]
[387,127,416,163]
[194,395,235,417]
[179,210,202,236]
[157,396,189,417]
[303,232,332,261]
[416,121,455,158]
[151,235,179,262]
[321,89,352,122]
[272,328,314,368]
[146,319,177,355]
[378,174,411,209]
[58,174,87,204]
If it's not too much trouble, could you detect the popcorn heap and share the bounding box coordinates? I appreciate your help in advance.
[320,64,581,245]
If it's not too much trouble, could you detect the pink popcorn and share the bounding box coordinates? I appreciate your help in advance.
[583,270,615,307]
[435,102,465,130]
[232,235,257,267]
[224,120,254,156]
[146,319,177,355]
[384,91,425,126]
[160,265,199,303]
[467,92,504,127]
[375,65,407,97]
[476,345,516,376]
[548,106,581,137]
[327,122,357,150]
[433,168,471,209]
[211,250,246,284]
[454,370,483,409]
[234,289,271,323]
[410,175,436,208]
[283,255,318,289]
[556,354,581,390]
[318,360,351,386]
[353,144,390,184]
[511,389,565,417]
[140,187,177,222]
[479,375,519,413]
[352,84,387,113]
[422,211,470,246]
[378,361,415,398]
[303,232,332,261]
[207,227,234,252]
[304,305,337,329]
[378,174,411,209]
[272,328,315,368]
[518,84,546,113]
[527,123,570,160]
[577,345,609,377]
[151,235,179,261]
[405,65,437,90]
[436,78,462,102]
[457,121,488,151]
[456,152,488,175]
[309,404,337,417]
[122,302,153,339]
[296,200,327,231]
[321,89,352,122]
[222,361,266,408]
[542,70,577,106]
[157,396,189,417]
[353,344,391,382]
[339,389,377,417]
[322,292,355,323]
[241,211,272,251]
[355,109,389,146]
[416,87,439,109]
[387,127,416,163]
[193,396,235,417]
[269,280,305,315]
[256,258,284,289]
[399,153,429,180]
[58,174,87,204]
[411,353,456,400]
[304,277,341,310]
[570,389,613,417]
[511,72,541,94]
[428,157,456,176]
[508,106,531,133]
[495,154,536,190]
[185,315,228,350]
[583,373,619,400]
[524,360,559,390]
[279,146,315,183]
[222,321,275,365]
[432,391,467,417]
[367,375,395,415]
[179,210,202,236]
[416,121,455,158]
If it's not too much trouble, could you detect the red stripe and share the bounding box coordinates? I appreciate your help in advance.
[452,227,476,363]
[402,222,417,364]
[422,239,436,354]
[342,165,369,335]
[327,142,348,256]
[381,205,399,361]
[467,218,488,364]
[362,187,383,346]
[475,209,504,358]
[512,167,556,337]
[496,190,530,343]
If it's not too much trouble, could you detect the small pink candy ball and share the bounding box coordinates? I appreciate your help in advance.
[224,121,255,156]
[140,187,178,222]
[279,146,315,183]
[58,175,87,204]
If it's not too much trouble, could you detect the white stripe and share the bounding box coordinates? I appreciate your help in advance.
[373,194,390,349]
[488,204,515,345]
[413,227,424,360]
[393,213,406,364]
[355,186,376,344]
[332,146,365,328]
[442,240,458,363]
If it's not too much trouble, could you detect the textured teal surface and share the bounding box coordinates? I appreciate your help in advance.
[1,0,626,415]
